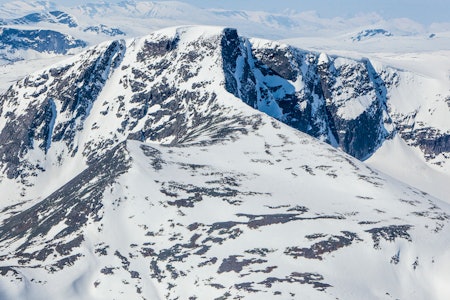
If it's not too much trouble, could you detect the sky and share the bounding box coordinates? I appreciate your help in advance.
[178,0,449,25]
[0,0,448,25]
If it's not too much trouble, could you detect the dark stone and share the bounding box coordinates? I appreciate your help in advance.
[285,231,361,260]
[366,225,413,249]
[259,272,331,291]
[218,255,267,274]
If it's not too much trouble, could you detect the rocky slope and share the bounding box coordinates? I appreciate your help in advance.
[0,26,449,300]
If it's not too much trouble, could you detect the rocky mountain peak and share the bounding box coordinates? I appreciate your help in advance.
[0,27,259,185]
[0,25,449,190]
[0,25,449,300]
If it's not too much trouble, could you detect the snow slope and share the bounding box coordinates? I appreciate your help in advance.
[367,135,450,201]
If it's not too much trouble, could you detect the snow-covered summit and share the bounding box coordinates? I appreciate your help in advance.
[0,24,449,199]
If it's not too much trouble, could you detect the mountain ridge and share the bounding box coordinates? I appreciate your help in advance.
[0,26,448,201]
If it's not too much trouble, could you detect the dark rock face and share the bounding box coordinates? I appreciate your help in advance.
[225,41,329,144]
[329,101,385,160]
[222,35,449,163]
[221,29,258,109]
[386,89,450,163]
[398,125,450,160]
[318,58,388,159]
[420,133,450,157]
[224,38,389,160]
[251,44,298,81]
[0,104,42,178]
[0,40,125,178]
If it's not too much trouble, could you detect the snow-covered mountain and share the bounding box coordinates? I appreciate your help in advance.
[0,26,449,300]
[0,16,448,200]
[0,1,449,299]
[229,38,450,201]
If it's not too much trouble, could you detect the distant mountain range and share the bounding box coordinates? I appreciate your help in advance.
[0,10,78,27]
[0,1,442,39]
[0,1,446,64]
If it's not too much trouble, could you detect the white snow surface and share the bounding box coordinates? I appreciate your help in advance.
[367,135,450,201]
